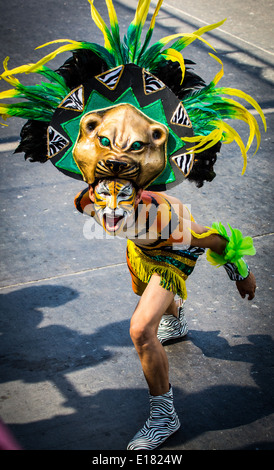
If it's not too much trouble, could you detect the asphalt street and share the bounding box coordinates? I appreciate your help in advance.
[0,0,273,452]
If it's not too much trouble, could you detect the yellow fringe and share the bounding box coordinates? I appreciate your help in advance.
[127,240,188,299]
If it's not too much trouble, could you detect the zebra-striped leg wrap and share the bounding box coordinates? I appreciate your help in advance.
[157,303,188,344]
[127,386,180,450]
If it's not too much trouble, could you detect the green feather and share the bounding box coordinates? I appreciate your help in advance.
[37,66,71,91]
[126,0,151,63]
[137,0,164,61]
[0,101,54,121]
[206,222,256,277]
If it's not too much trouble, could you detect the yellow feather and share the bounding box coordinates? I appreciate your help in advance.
[208,53,224,85]
[132,0,150,27]
[223,98,261,153]
[161,48,185,83]
[207,51,266,133]
[183,129,223,152]
[1,57,28,83]
[0,103,12,113]
[222,122,248,174]
[159,32,215,51]
[3,56,9,71]
[27,42,83,73]
[159,21,227,49]
[220,87,267,132]
[183,121,248,174]
[35,39,79,50]
[87,0,112,50]
[204,53,264,154]
[1,64,35,81]
[193,19,227,39]
[148,0,164,30]
[105,0,118,28]
[0,89,19,99]
[158,33,187,45]
[170,20,227,52]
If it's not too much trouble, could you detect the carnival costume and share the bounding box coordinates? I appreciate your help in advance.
[0,0,266,451]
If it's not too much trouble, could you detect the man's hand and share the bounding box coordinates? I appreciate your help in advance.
[236,271,256,300]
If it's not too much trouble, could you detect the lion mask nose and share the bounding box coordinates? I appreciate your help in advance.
[95,159,140,180]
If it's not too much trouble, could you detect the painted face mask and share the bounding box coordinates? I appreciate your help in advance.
[93,179,137,235]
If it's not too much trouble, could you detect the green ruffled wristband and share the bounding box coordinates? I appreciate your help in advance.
[206,222,256,278]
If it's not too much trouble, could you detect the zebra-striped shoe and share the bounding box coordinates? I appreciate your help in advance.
[127,386,180,450]
[157,304,188,344]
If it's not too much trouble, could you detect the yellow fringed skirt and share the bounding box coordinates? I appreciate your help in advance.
[126,239,202,299]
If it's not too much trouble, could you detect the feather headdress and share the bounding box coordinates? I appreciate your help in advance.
[0,0,266,188]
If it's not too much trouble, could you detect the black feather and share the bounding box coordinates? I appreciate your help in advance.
[56,49,108,89]
[186,141,222,187]
[153,59,206,100]
[14,120,48,163]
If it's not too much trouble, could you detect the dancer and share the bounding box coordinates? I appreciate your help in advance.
[75,176,256,449]
[0,0,265,450]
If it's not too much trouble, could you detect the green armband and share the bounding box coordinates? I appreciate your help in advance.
[206,222,256,278]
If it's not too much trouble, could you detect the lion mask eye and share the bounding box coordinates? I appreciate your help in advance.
[99,136,111,147]
[130,141,144,151]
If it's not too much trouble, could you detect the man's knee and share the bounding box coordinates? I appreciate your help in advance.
[130,313,155,350]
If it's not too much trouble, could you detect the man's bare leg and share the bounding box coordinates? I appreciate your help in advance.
[130,273,174,396]
[128,274,181,450]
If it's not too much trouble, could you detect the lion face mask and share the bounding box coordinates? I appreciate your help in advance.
[47,64,195,190]
[73,103,168,188]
